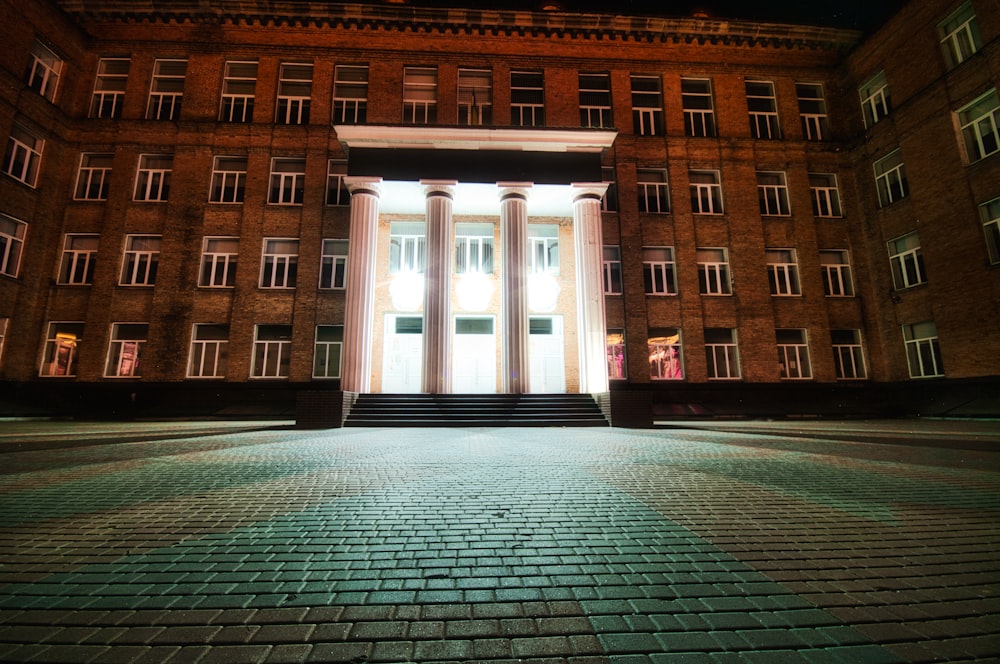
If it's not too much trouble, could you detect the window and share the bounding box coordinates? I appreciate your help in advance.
[958,89,1000,163]
[40,322,83,377]
[888,232,926,290]
[697,247,731,295]
[643,247,677,295]
[3,125,43,187]
[579,72,612,128]
[809,173,842,217]
[75,153,113,200]
[939,1,982,69]
[795,82,829,140]
[199,237,238,288]
[874,150,909,207]
[320,239,348,289]
[0,318,6,368]
[981,198,1000,264]
[511,70,544,127]
[603,246,622,295]
[269,157,305,205]
[220,61,257,122]
[134,154,172,202]
[903,321,944,378]
[105,323,147,377]
[832,329,867,380]
[403,66,437,124]
[777,329,811,379]
[859,71,890,128]
[252,324,292,378]
[458,69,492,126]
[314,325,343,379]
[757,171,790,216]
[649,329,683,380]
[333,64,368,124]
[528,225,559,275]
[90,58,129,118]
[601,166,618,213]
[260,238,298,289]
[455,223,494,275]
[326,160,350,206]
[389,222,426,274]
[705,328,740,380]
[607,330,626,380]
[187,324,229,378]
[637,169,670,214]
[210,156,247,203]
[820,250,854,297]
[0,214,27,278]
[146,59,186,120]
[689,170,724,214]
[276,63,312,124]
[682,78,715,137]
[766,249,801,296]
[631,74,663,136]
[26,40,62,101]
[58,234,99,285]
[120,235,160,286]
[746,80,780,139]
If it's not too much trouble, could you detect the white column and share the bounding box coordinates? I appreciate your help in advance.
[341,177,382,393]
[421,181,456,394]
[499,184,532,394]
[572,183,610,394]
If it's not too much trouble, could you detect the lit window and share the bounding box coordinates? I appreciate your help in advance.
[689,170,724,214]
[777,329,811,380]
[260,238,299,289]
[209,156,247,203]
[25,40,62,101]
[705,328,740,380]
[320,239,348,289]
[796,82,828,140]
[939,1,982,69]
[187,324,229,378]
[832,329,867,380]
[219,61,257,123]
[682,77,715,137]
[455,223,494,275]
[809,173,842,217]
[637,169,670,214]
[601,166,618,212]
[134,154,172,202]
[326,160,350,206]
[757,171,790,216]
[268,157,305,205]
[873,150,908,207]
[766,249,801,296]
[105,323,147,377]
[603,246,622,295]
[579,72,612,128]
[90,58,129,118]
[39,322,83,377]
[276,63,312,124]
[0,214,27,279]
[333,64,368,124]
[528,225,559,275]
[649,328,683,380]
[631,74,663,136]
[389,221,426,274]
[403,66,437,124]
[903,321,944,378]
[3,125,43,187]
[252,324,292,378]
[313,325,343,379]
[458,68,492,126]
[511,70,544,127]
[888,232,926,290]
[146,59,187,120]
[607,329,626,380]
[746,80,780,139]
[819,249,854,297]
[75,153,113,200]
[642,247,677,295]
[981,198,1000,265]
[199,237,238,288]
[58,234,99,285]
[859,71,890,128]
[958,89,999,163]
[697,247,731,295]
[120,235,160,286]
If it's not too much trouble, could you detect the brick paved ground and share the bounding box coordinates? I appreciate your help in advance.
[0,420,998,663]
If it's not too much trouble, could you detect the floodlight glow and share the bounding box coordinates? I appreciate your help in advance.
[456,271,493,312]
[527,273,560,312]
[389,272,424,311]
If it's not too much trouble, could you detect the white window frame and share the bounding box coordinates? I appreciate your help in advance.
[26,40,62,101]
[746,80,781,139]
[104,322,147,378]
[958,89,1000,163]
[796,82,829,141]
[455,224,494,275]
[333,64,369,124]
[219,60,257,123]
[39,321,83,377]
[458,68,492,126]
[511,70,544,127]
[777,329,812,380]
[903,321,944,378]
[705,328,741,380]
[579,72,612,129]
[252,324,292,378]
[275,62,312,124]
[0,213,27,279]
[3,125,43,187]
[403,66,437,124]
[58,234,99,285]
[90,58,129,119]
[860,71,890,128]
[681,77,715,137]
[888,232,926,290]
[326,160,350,206]
[146,59,187,121]
[766,249,801,296]
[313,325,343,379]
[690,169,724,214]
[134,154,172,202]
[120,234,161,286]
[320,239,348,289]
[75,153,113,200]
[809,173,842,217]
[607,330,627,381]
[209,156,247,204]
[939,1,982,69]
[260,238,299,289]
[187,324,229,378]
[697,247,731,295]
[874,150,909,207]
[637,169,670,214]
[980,197,1000,265]
[820,249,855,297]
[528,226,559,275]
[603,246,622,295]
[199,237,238,288]
[389,222,426,274]
[268,157,305,205]
[631,74,663,136]
[649,330,683,380]
[642,247,677,296]
[832,329,867,380]
[601,166,618,213]
[757,171,790,216]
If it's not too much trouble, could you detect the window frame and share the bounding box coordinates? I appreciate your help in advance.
[326,159,350,206]
[389,222,427,274]
[146,58,187,121]
[776,329,812,380]
[705,328,741,380]
[104,322,148,378]
[958,89,1000,163]
[642,247,677,296]
[119,234,161,286]
[74,153,113,200]
[199,237,238,288]
[187,323,229,379]
[689,169,724,215]
[528,226,559,276]
[888,232,926,290]
[630,73,664,136]
[603,245,622,295]
[219,60,257,123]
[607,329,627,381]
[333,64,369,124]
[403,66,438,124]
[809,173,843,217]
[649,329,684,381]
[859,71,891,128]
[133,153,172,202]
[697,247,731,295]
[832,329,867,380]
[58,234,99,286]
[939,1,982,69]
[260,238,299,289]
[268,157,305,205]
[90,57,129,119]
[0,213,27,279]
[320,239,349,289]
[873,149,909,208]
[3,125,43,187]
[511,69,544,127]
[637,168,670,214]
[579,72,612,129]
[313,325,344,379]
[756,171,791,216]
[26,40,62,101]
[980,197,1000,265]
[457,68,492,126]
[209,155,247,204]
[796,82,829,141]
[819,249,855,297]
[681,77,716,137]
[252,324,292,378]
[275,62,313,125]
[766,248,801,296]
[39,321,84,377]
[746,80,781,139]
[903,321,944,379]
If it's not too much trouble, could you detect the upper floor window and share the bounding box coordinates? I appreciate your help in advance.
[260,238,299,289]
[888,232,926,290]
[75,153,113,200]
[637,169,670,214]
[958,89,999,163]
[642,247,677,296]
[134,154,172,202]
[90,58,129,119]
[601,166,618,213]
[58,234,99,285]
[455,223,494,275]
[689,169,724,214]
[809,173,842,217]
[120,235,160,286]
[276,63,312,124]
[859,71,890,128]
[603,246,622,295]
[796,83,828,140]
[252,324,292,379]
[40,321,83,377]
[3,125,43,187]
[697,247,731,295]
[529,225,559,275]
[199,237,238,288]
[146,59,187,121]
[511,70,544,127]
[458,68,492,126]
[403,66,437,124]
[210,156,247,204]
[0,214,27,279]
[579,72,612,129]
[746,80,780,139]
[268,157,305,205]
[326,160,350,206]
[320,239,349,289]
[681,77,715,137]
[314,325,344,379]
[219,61,257,123]
[820,249,855,297]
[188,324,229,379]
[981,197,1000,265]
[766,249,801,296]
[939,1,982,69]
[705,328,741,380]
[903,321,944,378]
[649,328,683,380]
[389,221,426,274]
[631,74,663,136]
[757,171,790,216]
[26,40,62,101]
[333,64,368,124]
[777,329,812,380]
[832,329,867,380]
[874,150,909,207]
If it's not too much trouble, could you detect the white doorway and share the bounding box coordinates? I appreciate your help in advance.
[529,315,565,393]
[382,315,423,393]
[452,316,497,393]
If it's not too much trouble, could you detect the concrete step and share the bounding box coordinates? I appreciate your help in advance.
[344,393,608,427]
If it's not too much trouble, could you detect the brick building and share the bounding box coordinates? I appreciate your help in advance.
[1,0,997,424]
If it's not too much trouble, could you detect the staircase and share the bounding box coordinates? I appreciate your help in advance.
[343,393,609,427]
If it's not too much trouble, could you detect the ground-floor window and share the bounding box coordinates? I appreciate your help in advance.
[40,322,83,377]
[188,324,229,378]
[776,329,811,379]
[903,321,944,378]
[253,324,292,378]
[649,328,683,380]
[314,325,343,379]
[105,323,147,377]
[607,329,626,380]
[705,328,740,380]
[832,329,867,380]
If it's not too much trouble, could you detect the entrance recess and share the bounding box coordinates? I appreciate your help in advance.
[382,315,423,393]
[452,316,498,393]
[529,316,565,393]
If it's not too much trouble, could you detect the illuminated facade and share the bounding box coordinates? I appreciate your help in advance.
[1,0,998,423]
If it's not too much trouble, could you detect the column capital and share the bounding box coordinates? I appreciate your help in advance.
[345,176,383,197]
[571,181,609,202]
[498,182,533,201]
[421,180,457,199]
